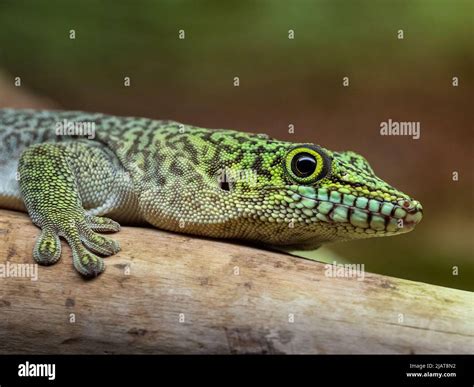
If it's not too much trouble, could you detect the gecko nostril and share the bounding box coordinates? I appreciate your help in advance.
[399,199,423,214]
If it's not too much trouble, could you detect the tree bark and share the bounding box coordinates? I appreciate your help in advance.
[0,209,472,354]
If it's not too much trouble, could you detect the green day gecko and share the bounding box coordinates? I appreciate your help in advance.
[0,109,422,277]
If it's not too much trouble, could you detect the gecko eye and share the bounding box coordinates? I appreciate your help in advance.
[285,145,331,183]
[292,153,316,177]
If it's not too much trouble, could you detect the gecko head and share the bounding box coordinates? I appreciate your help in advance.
[219,140,423,248]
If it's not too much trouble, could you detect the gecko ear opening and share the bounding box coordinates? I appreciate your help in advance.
[219,181,231,191]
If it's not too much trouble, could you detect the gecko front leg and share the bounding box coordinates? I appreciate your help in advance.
[18,141,123,277]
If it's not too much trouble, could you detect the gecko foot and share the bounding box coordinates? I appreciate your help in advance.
[32,216,121,278]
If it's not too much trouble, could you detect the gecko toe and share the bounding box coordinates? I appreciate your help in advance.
[80,230,121,256]
[71,246,105,278]
[86,216,121,233]
[33,227,61,266]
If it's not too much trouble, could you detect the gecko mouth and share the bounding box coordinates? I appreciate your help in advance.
[281,186,423,235]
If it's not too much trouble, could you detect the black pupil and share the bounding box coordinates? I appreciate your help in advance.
[293,153,317,177]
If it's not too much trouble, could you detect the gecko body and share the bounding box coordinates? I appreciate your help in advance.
[0,109,423,277]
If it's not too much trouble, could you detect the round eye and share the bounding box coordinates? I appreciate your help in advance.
[292,153,317,177]
[285,145,331,183]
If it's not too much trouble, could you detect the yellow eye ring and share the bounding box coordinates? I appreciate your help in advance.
[284,145,331,183]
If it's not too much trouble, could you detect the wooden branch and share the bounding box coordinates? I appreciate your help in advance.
[0,209,472,354]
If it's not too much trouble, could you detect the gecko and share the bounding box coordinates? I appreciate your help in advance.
[0,109,423,277]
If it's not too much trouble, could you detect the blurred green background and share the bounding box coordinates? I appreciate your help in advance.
[0,0,472,290]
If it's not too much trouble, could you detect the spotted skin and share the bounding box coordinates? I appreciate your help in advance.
[0,109,423,277]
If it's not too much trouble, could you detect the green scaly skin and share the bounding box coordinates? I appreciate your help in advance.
[0,109,423,277]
